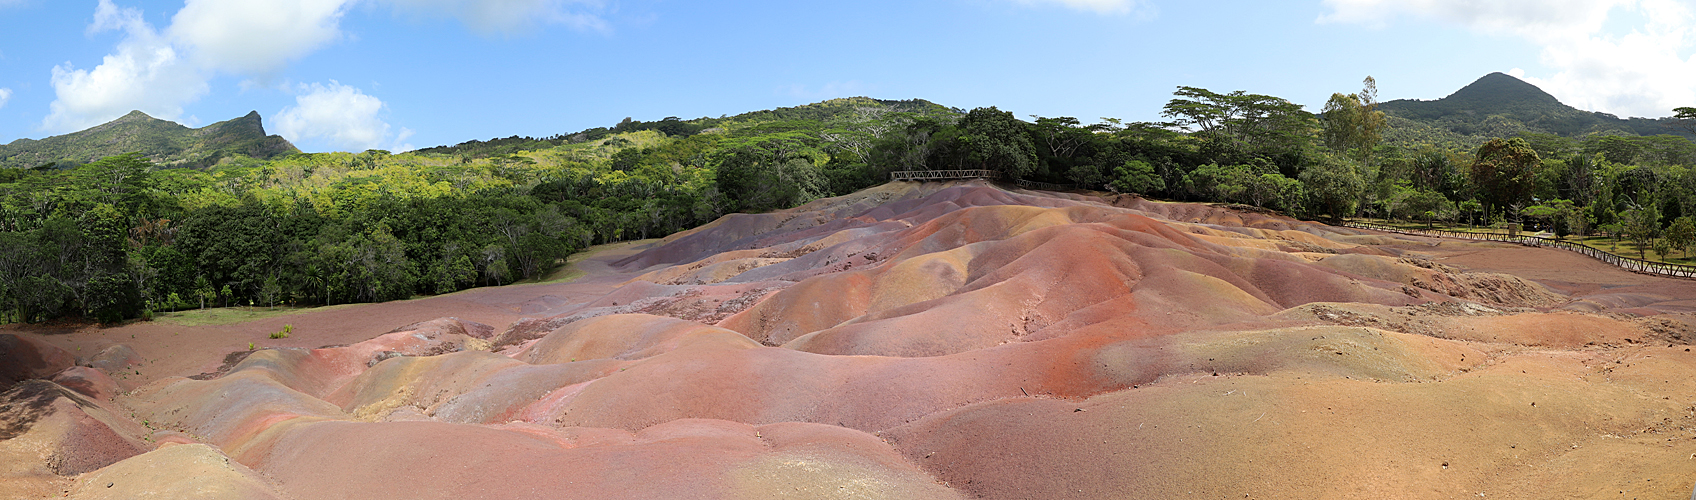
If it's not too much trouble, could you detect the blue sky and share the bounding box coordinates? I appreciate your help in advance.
[1,0,1693,153]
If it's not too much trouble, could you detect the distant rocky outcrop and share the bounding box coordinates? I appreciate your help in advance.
[0,110,300,169]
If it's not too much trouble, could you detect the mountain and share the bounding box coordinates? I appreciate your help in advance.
[0,110,300,169]
[416,97,955,158]
[1378,72,1685,150]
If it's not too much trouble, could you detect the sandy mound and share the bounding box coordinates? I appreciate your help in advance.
[65,443,289,500]
[12,181,1696,499]
[0,381,150,478]
[1,334,77,389]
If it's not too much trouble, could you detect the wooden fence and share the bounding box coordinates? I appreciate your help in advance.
[1344,221,1696,279]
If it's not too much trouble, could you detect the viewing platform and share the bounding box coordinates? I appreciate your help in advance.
[889,169,1002,181]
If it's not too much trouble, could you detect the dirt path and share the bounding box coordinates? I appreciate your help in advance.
[1366,231,1696,313]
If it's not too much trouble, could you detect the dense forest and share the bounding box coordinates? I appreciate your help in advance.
[7,75,1696,324]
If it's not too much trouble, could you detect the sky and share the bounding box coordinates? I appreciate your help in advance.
[1,0,1695,153]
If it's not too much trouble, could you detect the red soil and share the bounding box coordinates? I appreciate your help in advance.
[4,180,1696,499]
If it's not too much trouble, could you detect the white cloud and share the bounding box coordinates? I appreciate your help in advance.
[43,0,605,134]
[1320,0,1696,118]
[167,0,350,75]
[377,0,610,34]
[0,88,11,110]
[275,81,410,152]
[1013,0,1155,16]
[1317,0,1628,39]
[393,127,416,153]
[43,0,209,132]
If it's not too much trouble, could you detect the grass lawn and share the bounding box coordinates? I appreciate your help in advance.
[153,304,359,327]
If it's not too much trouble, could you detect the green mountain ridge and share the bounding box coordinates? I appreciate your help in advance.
[5,74,1683,173]
[416,97,955,158]
[1379,72,1685,150]
[0,110,299,169]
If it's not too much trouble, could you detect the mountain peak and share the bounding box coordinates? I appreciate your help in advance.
[211,111,268,136]
[1443,72,1562,108]
[115,110,158,122]
[0,111,299,169]
[1377,72,1682,148]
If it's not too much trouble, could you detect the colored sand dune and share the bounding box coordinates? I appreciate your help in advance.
[5,180,1696,499]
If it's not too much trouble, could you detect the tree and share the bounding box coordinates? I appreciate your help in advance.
[959,107,1038,179]
[1407,149,1459,194]
[0,232,38,322]
[1400,189,1455,229]
[1521,199,1578,238]
[258,275,281,308]
[193,275,214,309]
[1299,155,1364,221]
[1470,138,1541,221]
[1320,76,1387,162]
[1622,204,1661,260]
[1189,163,1256,203]
[1457,200,1482,227]
[1110,159,1164,195]
[1248,173,1303,213]
[714,133,827,213]
[1670,107,1696,138]
[872,115,954,173]
[67,153,154,213]
[1668,216,1696,258]
[1160,86,1317,173]
[1584,135,1641,165]
[360,224,413,302]
[76,204,141,321]
[1561,153,1602,207]
[480,244,508,286]
[1030,116,1098,160]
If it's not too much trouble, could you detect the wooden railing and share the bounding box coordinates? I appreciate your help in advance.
[1344,221,1696,279]
[890,170,1001,181]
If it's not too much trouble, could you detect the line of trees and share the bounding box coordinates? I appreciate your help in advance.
[0,140,732,323]
[828,78,1696,256]
[13,84,1696,323]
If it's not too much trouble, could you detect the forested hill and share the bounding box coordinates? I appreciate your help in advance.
[416,97,955,159]
[0,110,299,170]
[1379,72,1685,149]
[12,76,1696,324]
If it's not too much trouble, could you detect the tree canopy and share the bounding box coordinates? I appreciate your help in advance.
[17,79,1696,323]
[1469,137,1541,218]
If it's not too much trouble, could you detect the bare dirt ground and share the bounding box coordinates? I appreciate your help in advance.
[5,181,1696,499]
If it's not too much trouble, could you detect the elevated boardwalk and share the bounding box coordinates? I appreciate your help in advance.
[889,170,1080,191]
[1345,221,1696,279]
[890,170,1001,181]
